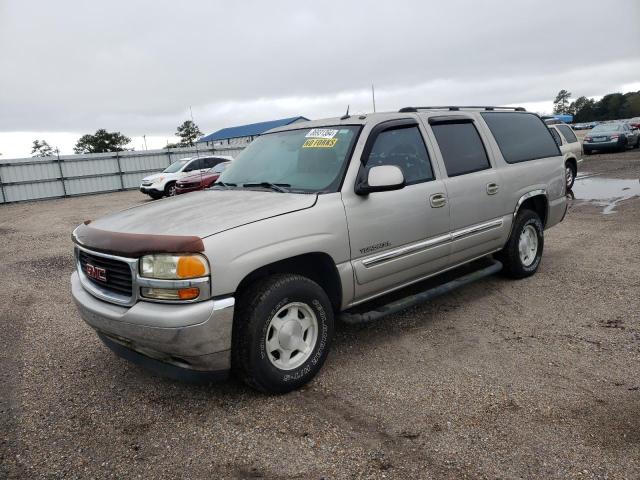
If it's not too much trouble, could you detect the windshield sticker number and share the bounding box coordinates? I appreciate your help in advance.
[303,138,338,148]
[305,128,338,139]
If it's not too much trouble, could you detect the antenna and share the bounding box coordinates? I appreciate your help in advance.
[340,105,350,120]
[372,84,376,112]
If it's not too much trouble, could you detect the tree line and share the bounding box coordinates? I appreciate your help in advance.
[553,89,640,123]
[30,120,203,157]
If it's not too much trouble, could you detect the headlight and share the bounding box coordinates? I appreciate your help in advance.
[140,254,209,279]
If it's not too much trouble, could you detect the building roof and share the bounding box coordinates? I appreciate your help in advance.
[198,116,309,142]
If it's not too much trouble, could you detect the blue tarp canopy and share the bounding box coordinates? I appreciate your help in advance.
[198,116,309,143]
[553,114,573,123]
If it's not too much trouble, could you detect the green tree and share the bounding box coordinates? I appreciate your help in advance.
[74,129,131,154]
[31,139,55,157]
[621,92,640,118]
[553,89,572,114]
[175,120,203,147]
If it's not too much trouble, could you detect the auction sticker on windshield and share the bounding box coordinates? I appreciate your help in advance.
[305,128,338,139]
[303,138,338,148]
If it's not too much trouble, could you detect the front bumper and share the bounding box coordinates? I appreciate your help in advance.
[139,185,162,194]
[71,271,234,375]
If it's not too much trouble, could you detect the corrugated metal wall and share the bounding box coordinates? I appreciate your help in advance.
[0,145,244,204]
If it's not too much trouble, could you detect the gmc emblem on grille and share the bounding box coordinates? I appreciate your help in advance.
[86,264,107,282]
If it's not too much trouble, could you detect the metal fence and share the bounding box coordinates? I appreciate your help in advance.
[0,144,244,204]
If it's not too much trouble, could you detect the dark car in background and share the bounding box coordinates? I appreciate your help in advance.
[583,122,639,154]
[175,161,231,195]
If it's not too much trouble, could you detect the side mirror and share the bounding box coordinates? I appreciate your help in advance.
[355,165,405,195]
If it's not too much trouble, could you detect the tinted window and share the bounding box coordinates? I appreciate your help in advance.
[431,122,490,177]
[184,159,203,172]
[212,162,229,173]
[365,126,434,184]
[202,158,221,168]
[549,127,562,146]
[556,124,578,143]
[481,112,560,163]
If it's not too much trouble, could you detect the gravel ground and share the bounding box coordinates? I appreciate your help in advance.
[1,149,639,479]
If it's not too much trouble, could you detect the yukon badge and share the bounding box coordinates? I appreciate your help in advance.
[86,264,107,282]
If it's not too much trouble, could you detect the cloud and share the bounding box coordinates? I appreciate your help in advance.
[0,0,638,156]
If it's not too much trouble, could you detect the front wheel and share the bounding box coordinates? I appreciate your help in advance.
[164,182,176,197]
[232,274,334,394]
[496,209,544,279]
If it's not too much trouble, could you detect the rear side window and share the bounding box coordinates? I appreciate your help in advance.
[549,127,562,146]
[556,124,578,143]
[481,112,560,163]
[366,126,434,184]
[431,122,490,177]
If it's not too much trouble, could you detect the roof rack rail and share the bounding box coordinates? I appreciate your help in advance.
[399,106,526,113]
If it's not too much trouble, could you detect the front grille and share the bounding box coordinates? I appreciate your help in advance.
[78,250,133,297]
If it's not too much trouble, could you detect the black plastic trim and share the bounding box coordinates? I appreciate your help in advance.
[99,334,229,384]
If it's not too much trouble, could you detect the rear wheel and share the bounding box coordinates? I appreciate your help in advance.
[565,162,576,190]
[497,209,544,279]
[232,274,334,394]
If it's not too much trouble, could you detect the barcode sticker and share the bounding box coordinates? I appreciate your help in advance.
[305,128,338,139]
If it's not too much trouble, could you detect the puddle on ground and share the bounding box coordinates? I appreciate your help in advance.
[571,176,640,214]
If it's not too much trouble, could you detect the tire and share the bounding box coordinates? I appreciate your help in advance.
[618,139,627,152]
[634,137,639,149]
[148,192,163,200]
[164,182,176,197]
[232,274,334,394]
[565,162,576,190]
[496,209,544,279]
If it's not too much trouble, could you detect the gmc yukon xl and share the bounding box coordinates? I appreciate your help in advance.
[71,106,567,393]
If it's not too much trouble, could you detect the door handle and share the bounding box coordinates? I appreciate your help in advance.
[486,183,499,195]
[429,193,447,208]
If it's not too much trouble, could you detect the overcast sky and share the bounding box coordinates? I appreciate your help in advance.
[1,0,639,157]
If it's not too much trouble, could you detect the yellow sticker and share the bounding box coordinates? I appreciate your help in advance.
[302,138,338,148]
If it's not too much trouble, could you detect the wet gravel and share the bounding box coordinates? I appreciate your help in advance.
[1,150,639,479]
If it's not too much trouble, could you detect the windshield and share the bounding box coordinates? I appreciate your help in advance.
[163,160,189,173]
[218,126,360,192]
[591,124,621,133]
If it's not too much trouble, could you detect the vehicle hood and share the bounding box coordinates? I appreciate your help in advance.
[142,172,170,183]
[89,189,318,238]
[178,171,217,184]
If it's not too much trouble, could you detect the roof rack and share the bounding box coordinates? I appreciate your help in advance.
[399,106,526,113]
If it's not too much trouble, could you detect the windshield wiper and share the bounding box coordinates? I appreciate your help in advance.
[212,181,237,189]
[242,182,291,193]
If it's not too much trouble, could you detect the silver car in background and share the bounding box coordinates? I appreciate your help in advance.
[584,122,639,154]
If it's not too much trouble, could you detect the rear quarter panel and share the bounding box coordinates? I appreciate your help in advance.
[476,115,567,230]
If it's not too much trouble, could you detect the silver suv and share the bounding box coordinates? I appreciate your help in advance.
[71,106,567,393]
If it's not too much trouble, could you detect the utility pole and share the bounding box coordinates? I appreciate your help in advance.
[190,106,201,157]
[143,135,148,150]
[372,84,376,113]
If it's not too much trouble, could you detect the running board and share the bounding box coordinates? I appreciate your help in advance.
[339,259,503,325]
